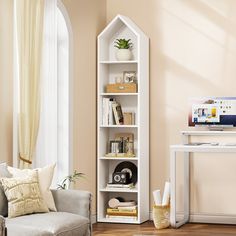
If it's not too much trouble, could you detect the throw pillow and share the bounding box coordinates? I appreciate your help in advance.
[8,164,57,211]
[0,163,12,217]
[0,163,12,178]
[0,170,49,218]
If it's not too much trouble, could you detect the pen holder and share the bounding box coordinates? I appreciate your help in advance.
[152,204,170,229]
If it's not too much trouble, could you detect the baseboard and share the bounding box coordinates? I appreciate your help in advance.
[149,211,236,224]
[94,211,236,225]
[188,213,236,224]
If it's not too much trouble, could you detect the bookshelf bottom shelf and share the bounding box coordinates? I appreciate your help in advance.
[97,217,140,224]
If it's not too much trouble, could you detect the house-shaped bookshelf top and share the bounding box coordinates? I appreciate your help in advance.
[98,15,148,61]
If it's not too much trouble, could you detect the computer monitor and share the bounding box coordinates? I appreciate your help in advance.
[189,97,236,127]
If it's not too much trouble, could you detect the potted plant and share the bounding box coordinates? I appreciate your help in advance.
[114,38,133,61]
[57,170,85,190]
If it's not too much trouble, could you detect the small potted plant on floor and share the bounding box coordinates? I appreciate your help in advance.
[114,38,133,61]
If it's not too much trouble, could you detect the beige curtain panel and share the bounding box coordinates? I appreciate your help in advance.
[16,0,45,169]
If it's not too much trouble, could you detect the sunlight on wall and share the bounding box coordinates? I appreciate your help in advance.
[107,0,236,215]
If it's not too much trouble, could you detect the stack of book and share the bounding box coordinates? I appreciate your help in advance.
[106,205,138,220]
[102,98,123,125]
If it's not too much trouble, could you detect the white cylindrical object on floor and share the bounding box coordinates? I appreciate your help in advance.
[162,181,170,206]
[153,189,162,205]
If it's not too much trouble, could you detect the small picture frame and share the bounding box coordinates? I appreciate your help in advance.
[123,71,136,83]
[109,140,122,154]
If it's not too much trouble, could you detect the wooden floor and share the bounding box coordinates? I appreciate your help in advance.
[93,221,236,236]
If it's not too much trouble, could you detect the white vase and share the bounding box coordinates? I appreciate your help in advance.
[116,49,132,61]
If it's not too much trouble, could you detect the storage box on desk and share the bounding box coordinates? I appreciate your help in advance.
[106,83,137,93]
[152,204,170,229]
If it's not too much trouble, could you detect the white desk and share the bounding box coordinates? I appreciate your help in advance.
[170,131,236,228]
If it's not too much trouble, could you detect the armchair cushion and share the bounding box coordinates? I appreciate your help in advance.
[6,212,89,236]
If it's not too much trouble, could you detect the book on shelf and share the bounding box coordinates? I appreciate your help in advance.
[106,212,137,217]
[107,207,137,214]
[106,215,138,220]
[106,183,134,189]
[112,102,124,125]
[102,97,116,125]
[102,98,109,126]
[118,205,137,210]
[108,99,115,125]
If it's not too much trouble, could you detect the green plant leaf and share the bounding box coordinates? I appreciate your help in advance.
[114,38,133,49]
[57,170,85,190]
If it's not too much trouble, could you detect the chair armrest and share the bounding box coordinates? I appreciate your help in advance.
[51,189,92,220]
[0,215,6,236]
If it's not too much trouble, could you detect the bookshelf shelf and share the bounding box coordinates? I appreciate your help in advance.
[98,217,139,224]
[100,60,138,64]
[97,14,149,224]
[100,125,138,128]
[100,93,138,96]
[99,188,138,193]
[99,157,139,160]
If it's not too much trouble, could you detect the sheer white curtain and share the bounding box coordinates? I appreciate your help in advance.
[35,0,69,186]
[34,0,57,172]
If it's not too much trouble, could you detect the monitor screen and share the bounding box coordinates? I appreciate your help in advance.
[189,97,236,127]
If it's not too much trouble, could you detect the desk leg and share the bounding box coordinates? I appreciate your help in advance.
[170,149,176,228]
[184,152,190,222]
[170,149,189,228]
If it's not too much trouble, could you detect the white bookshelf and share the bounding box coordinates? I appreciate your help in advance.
[97,15,149,224]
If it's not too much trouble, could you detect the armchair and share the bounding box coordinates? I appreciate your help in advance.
[1,189,92,236]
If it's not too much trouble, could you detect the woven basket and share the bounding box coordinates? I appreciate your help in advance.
[152,204,170,229]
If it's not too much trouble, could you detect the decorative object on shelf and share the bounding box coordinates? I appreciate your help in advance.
[112,171,131,184]
[105,133,135,157]
[123,112,135,125]
[109,140,123,154]
[114,161,137,185]
[106,83,137,93]
[115,75,123,84]
[108,197,136,208]
[123,71,136,83]
[126,140,134,156]
[114,38,133,61]
[115,133,134,155]
[57,170,85,190]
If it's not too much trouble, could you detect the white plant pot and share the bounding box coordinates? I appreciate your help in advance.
[116,49,132,61]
